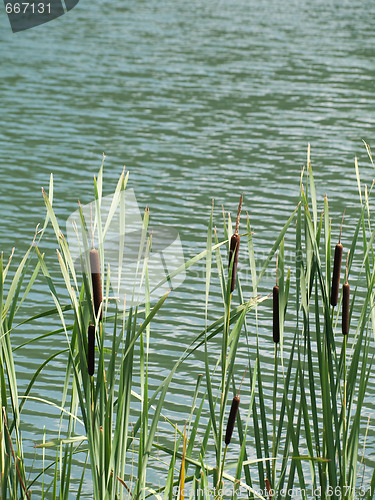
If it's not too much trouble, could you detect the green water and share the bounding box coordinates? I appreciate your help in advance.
[1,0,375,495]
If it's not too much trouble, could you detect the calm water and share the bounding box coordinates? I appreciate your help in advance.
[1,0,375,495]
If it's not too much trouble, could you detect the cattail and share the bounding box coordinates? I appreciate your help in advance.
[224,395,240,445]
[330,213,345,307]
[228,194,243,294]
[342,251,350,335]
[88,323,95,376]
[273,285,280,344]
[90,248,102,320]
[342,283,350,335]
[330,243,343,306]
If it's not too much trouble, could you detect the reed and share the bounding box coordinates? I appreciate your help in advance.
[0,240,59,500]
[5,147,375,499]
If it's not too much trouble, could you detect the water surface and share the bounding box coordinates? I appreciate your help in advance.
[1,0,375,494]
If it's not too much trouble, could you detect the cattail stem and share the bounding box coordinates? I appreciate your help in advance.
[343,333,348,492]
[87,324,95,376]
[272,343,278,486]
[342,251,349,492]
[219,289,230,482]
[342,250,350,336]
[90,249,103,321]
[220,291,232,435]
[339,210,345,244]
[179,422,187,500]
[237,363,249,396]
[235,194,243,234]
[215,445,227,498]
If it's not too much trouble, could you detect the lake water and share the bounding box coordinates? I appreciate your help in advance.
[1,0,375,495]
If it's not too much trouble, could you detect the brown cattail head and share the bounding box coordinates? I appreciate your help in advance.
[342,282,350,336]
[228,233,240,293]
[330,242,343,307]
[88,324,95,376]
[90,249,103,320]
[225,395,240,446]
[273,285,280,344]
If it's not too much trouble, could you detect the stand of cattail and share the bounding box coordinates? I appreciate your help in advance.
[330,213,344,307]
[90,248,103,321]
[228,195,243,294]
[88,323,95,376]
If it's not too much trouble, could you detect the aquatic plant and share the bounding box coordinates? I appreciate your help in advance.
[1,145,375,499]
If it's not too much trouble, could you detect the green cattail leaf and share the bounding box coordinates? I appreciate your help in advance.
[42,187,62,244]
[4,246,32,314]
[307,145,318,232]
[37,173,54,243]
[96,153,105,207]
[102,168,128,239]
[204,200,218,446]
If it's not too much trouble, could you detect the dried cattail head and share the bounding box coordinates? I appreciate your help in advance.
[225,395,240,446]
[273,285,280,344]
[330,242,343,307]
[90,249,103,320]
[88,324,95,376]
[228,233,240,293]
